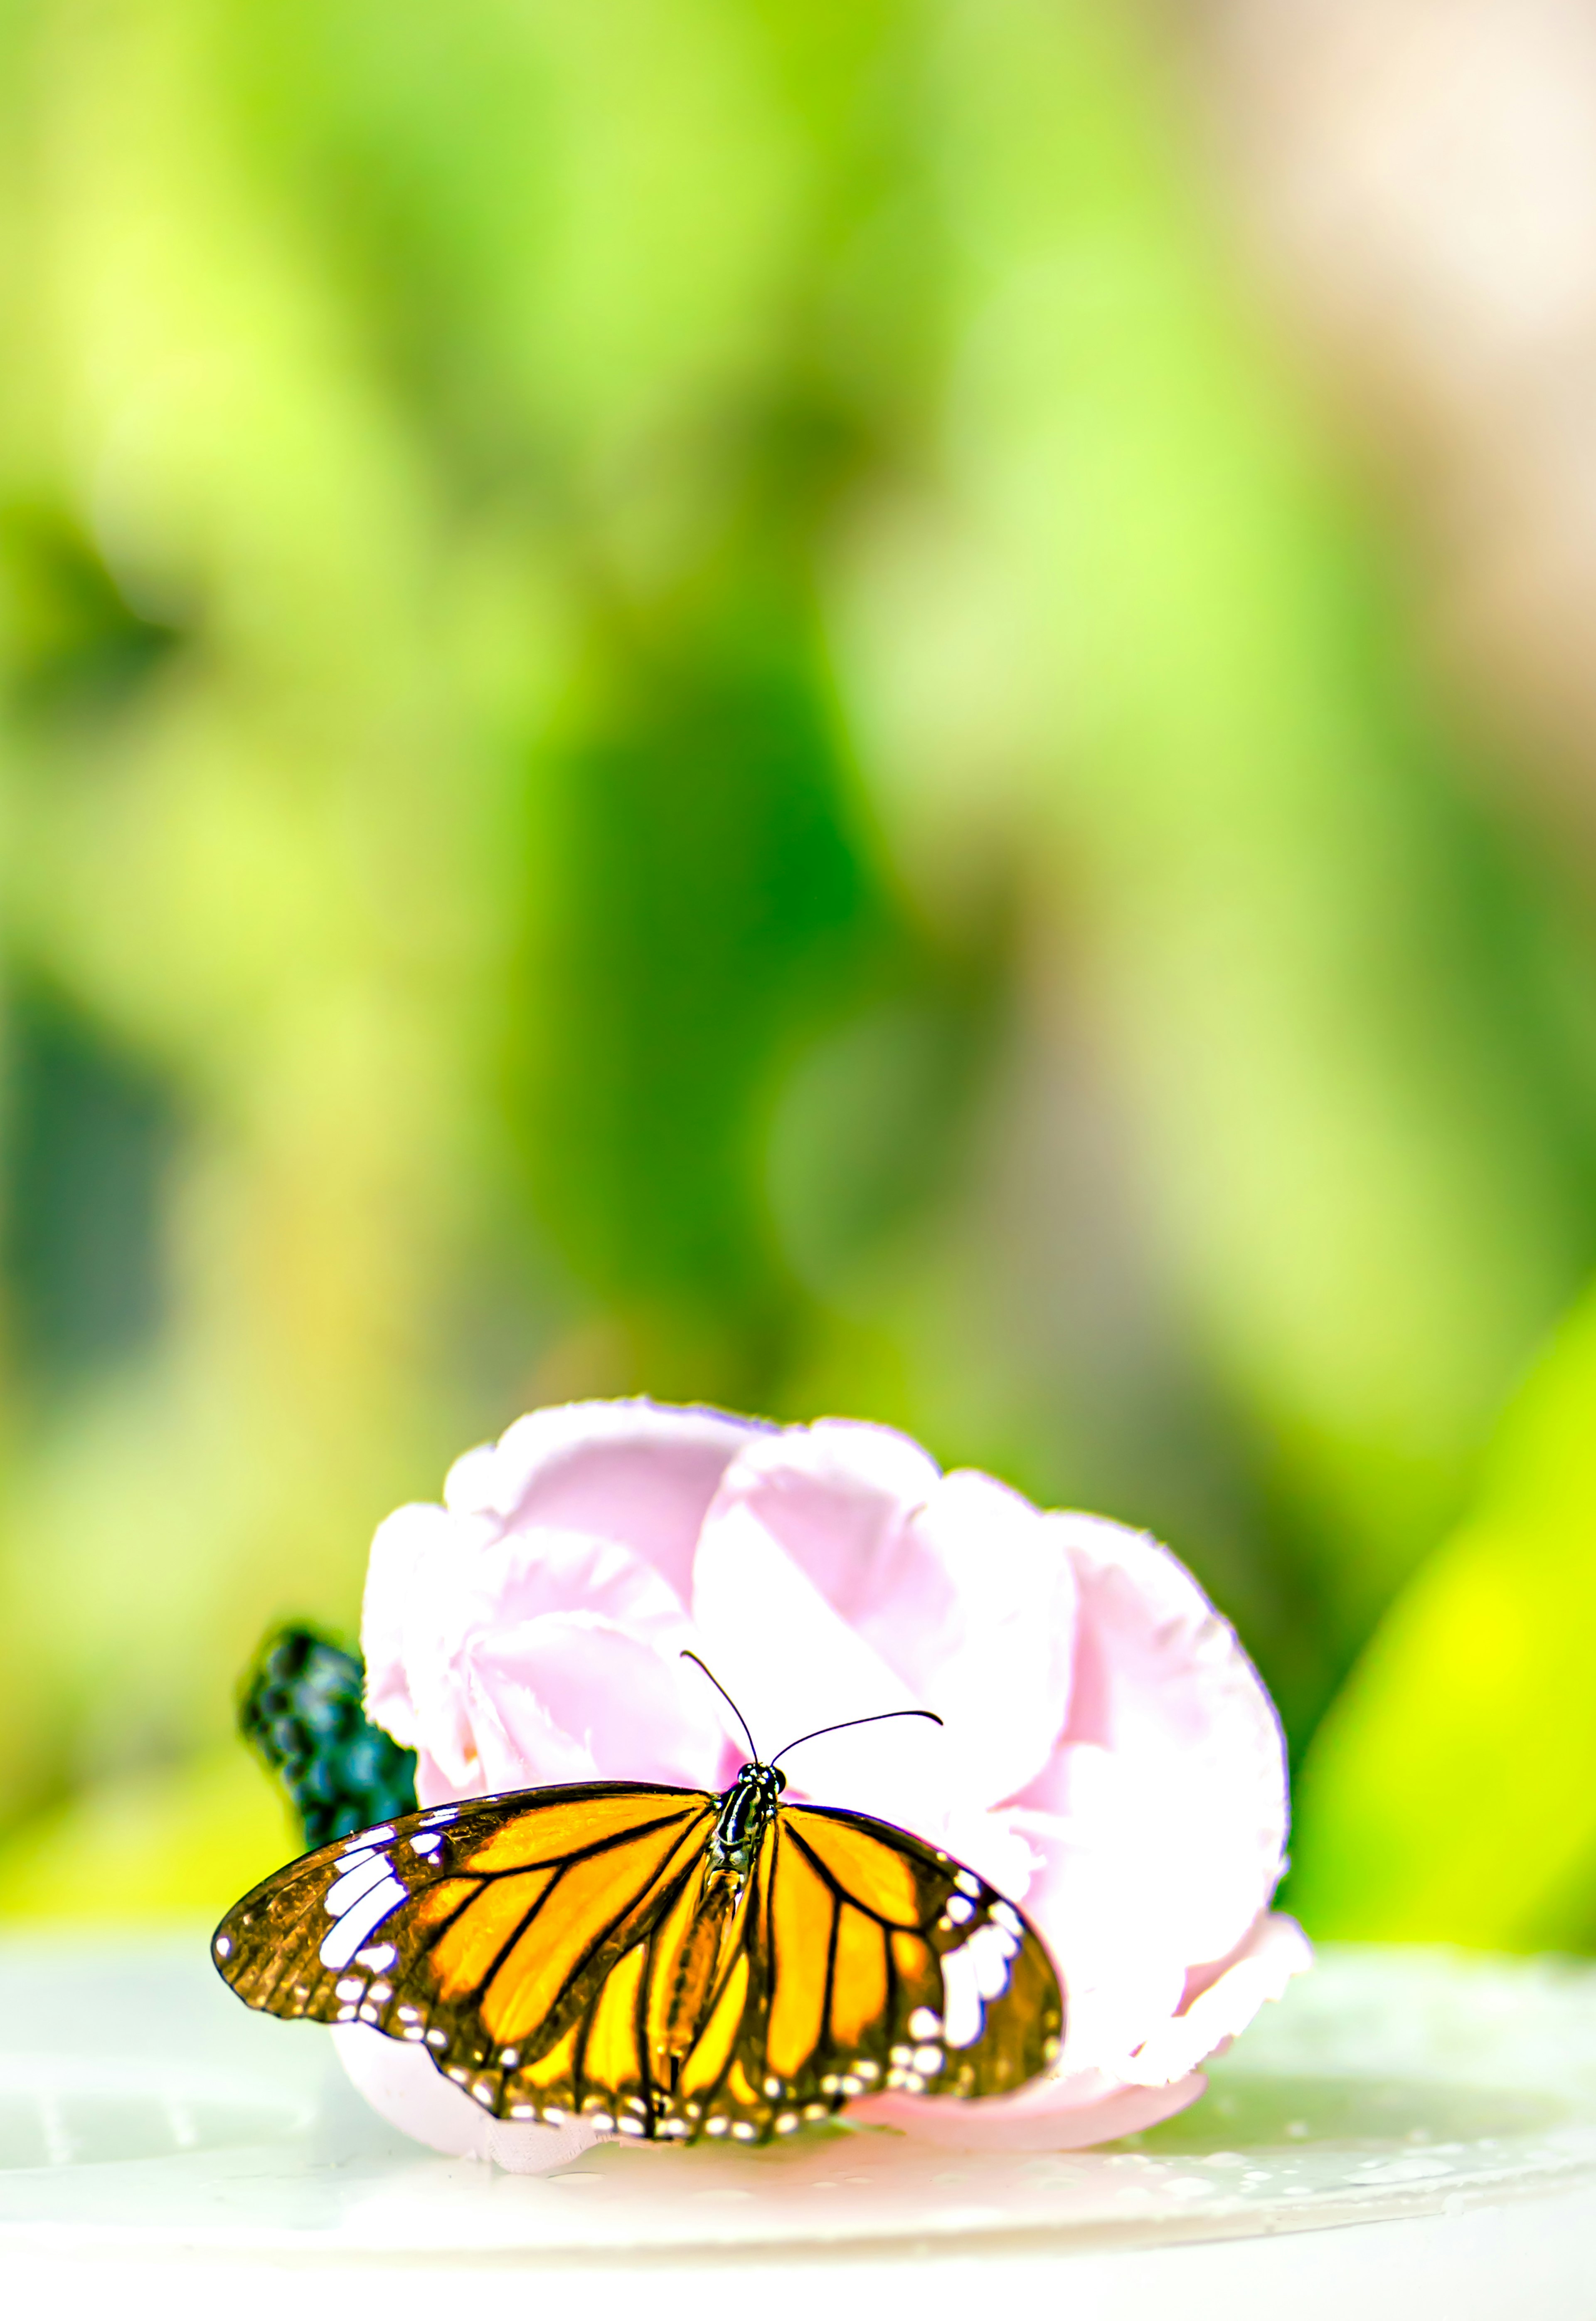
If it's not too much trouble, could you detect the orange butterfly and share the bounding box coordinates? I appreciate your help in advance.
[212,1657,1064,2143]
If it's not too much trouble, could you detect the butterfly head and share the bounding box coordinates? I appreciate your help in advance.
[682,1645,943,1870]
[710,1756,787,1877]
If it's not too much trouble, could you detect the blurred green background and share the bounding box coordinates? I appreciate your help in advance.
[1,0,1594,1949]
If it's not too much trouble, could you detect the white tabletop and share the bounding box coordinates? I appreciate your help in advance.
[1,1934,1594,2317]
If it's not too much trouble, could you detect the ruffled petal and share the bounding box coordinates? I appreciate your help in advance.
[987,1514,1288,2076]
[470,1613,727,1789]
[1125,1911,1312,2088]
[365,1511,735,1801]
[443,1399,766,1603]
[691,1423,953,1835]
[848,2069,1210,2151]
[692,1422,1074,1834]
[331,2025,608,2173]
[482,1524,699,1643]
[905,1468,1077,1807]
[361,1499,452,1750]
[850,1912,1309,2148]
[362,1500,495,1784]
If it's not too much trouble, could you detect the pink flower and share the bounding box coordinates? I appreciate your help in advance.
[343,1399,1307,2169]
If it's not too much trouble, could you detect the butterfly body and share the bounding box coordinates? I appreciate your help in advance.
[214,1770,1063,2144]
[706,1757,786,1879]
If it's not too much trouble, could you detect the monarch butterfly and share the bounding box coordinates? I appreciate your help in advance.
[212,1654,1064,2144]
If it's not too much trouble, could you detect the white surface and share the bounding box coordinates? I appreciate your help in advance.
[1,1936,1594,2314]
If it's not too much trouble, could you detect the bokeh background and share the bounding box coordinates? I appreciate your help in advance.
[1,0,1594,1951]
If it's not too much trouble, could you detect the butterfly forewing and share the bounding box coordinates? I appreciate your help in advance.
[213,1780,1064,2143]
[212,1784,717,2058]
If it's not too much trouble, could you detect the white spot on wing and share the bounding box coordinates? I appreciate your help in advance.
[319,1875,407,1968]
[967,1919,1020,2000]
[940,1944,984,2049]
[939,1912,1021,2048]
[324,1852,395,1917]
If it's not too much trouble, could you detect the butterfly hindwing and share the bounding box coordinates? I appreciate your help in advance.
[720,1803,1064,2127]
[213,1780,1064,2143]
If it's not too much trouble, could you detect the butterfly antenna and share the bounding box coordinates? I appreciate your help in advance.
[771,1708,943,1765]
[680,1650,761,1763]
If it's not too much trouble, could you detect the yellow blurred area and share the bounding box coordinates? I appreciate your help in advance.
[1293,1287,1596,1948]
[0,1747,294,1925]
[0,0,1595,1944]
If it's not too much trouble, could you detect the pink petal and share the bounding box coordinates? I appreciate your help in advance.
[692,1423,1074,1832]
[1010,1514,1289,2069]
[848,2071,1210,2151]
[693,1521,944,1828]
[366,1513,736,1803]
[479,1525,696,1653]
[411,1747,471,1810]
[1126,1911,1312,2089]
[360,1500,455,1750]
[443,1399,766,1602]
[904,1468,1077,1806]
[331,2025,606,2173]
[851,1913,1308,2148]
[703,1420,946,1634]
[362,1500,493,1782]
[470,1613,727,1789]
